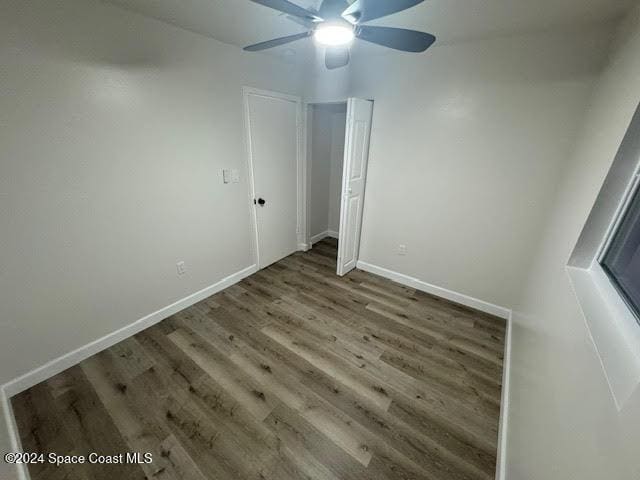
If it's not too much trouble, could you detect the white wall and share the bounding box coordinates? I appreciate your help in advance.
[303,46,351,104]
[348,27,615,309]
[310,106,333,237]
[0,0,304,387]
[506,6,640,479]
[309,104,345,239]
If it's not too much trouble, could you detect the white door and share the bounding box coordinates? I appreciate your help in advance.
[245,88,301,269]
[337,98,374,276]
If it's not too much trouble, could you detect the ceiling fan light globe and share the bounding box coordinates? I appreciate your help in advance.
[314,24,355,47]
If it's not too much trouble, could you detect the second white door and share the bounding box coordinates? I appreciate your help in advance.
[245,88,300,269]
[337,98,374,276]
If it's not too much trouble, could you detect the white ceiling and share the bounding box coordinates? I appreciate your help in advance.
[103,0,635,54]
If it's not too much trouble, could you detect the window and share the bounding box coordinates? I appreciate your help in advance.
[601,181,640,323]
[567,104,640,409]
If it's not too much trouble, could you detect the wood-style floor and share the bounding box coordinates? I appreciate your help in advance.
[12,239,506,480]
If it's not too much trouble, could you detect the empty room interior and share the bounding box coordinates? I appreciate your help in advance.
[2,0,640,479]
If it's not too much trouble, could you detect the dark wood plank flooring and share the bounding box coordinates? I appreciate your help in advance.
[12,238,506,480]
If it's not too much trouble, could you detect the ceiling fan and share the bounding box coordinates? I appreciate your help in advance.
[243,0,436,69]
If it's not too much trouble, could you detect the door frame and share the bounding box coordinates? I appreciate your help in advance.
[242,86,306,269]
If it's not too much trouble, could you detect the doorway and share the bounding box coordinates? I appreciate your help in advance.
[308,102,346,248]
[307,98,374,276]
[243,88,372,277]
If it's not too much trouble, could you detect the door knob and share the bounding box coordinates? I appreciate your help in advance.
[257,198,266,206]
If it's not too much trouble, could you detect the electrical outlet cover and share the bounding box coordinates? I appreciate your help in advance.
[176,261,186,275]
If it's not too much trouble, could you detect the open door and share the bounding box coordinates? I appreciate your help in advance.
[337,98,374,276]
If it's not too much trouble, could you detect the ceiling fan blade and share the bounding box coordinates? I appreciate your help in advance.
[248,0,322,21]
[325,47,350,69]
[357,26,435,52]
[244,31,311,51]
[342,0,424,24]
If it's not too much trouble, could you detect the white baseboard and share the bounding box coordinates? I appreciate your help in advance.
[1,264,258,398]
[1,387,29,480]
[310,230,339,245]
[356,261,511,319]
[310,231,328,244]
[496,311,512,480]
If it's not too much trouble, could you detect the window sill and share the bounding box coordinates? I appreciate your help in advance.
[567,263,640,410]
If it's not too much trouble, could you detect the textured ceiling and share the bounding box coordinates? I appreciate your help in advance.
[103,0,635,57]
